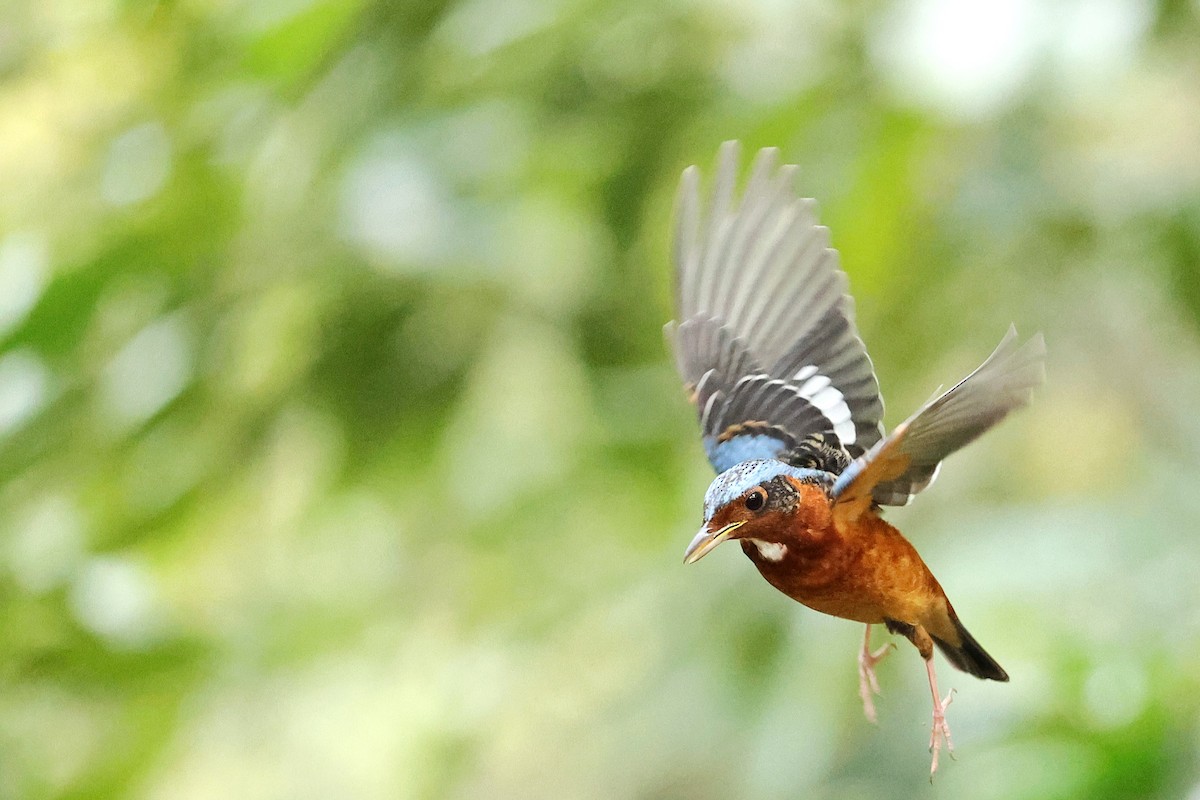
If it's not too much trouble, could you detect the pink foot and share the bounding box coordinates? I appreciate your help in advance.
[926,659,956,778]
[857,624,894,724]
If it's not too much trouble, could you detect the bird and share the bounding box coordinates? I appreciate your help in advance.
[667,141,1045,776]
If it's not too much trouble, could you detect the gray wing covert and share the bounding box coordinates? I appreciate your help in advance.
[831,326,1046,515]
[667,141,884,474]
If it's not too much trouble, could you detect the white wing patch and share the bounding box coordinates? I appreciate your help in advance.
[793,365,819,382]
[795,365,855,445]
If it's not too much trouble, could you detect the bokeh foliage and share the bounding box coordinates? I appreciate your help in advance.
[2,0,1200,798]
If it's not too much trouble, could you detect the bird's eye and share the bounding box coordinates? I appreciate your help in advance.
[745,490,766,512]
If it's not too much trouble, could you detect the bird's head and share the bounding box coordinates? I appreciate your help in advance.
[683,459,833,564]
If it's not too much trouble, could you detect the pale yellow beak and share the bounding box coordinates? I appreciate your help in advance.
[683,520,745,564]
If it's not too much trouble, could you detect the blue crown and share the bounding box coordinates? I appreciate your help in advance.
[703,459,832,522]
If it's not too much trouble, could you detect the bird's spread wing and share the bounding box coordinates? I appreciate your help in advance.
[831,326,1046,519]
[667,141,885,474]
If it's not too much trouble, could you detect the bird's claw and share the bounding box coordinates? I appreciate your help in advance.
[928,688,956,778]
[857,630,895,724]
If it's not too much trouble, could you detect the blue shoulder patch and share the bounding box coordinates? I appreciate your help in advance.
[703,433,788,474]
[829,458,865,499]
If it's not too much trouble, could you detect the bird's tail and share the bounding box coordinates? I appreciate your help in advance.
[932,611,1009,682]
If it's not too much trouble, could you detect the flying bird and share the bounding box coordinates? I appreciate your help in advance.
[667,142,1045,776]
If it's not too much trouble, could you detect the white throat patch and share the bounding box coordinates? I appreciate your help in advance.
[750,539,787,561]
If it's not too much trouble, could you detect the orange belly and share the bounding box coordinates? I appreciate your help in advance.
[746,512,948,629]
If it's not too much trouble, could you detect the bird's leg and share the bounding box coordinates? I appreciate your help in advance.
[857,623,894,724]
[925,657,956,778]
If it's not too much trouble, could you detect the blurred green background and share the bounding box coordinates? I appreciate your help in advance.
[2,0,1200,798]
